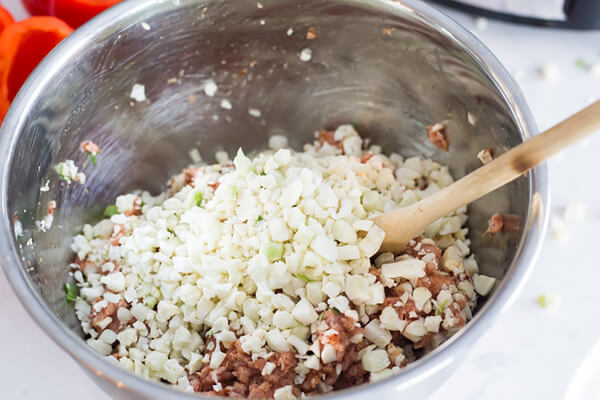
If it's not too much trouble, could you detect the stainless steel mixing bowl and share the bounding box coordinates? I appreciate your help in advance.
[0,0,548,398]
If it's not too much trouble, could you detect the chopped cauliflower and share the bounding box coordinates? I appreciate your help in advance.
[71,125,489,398]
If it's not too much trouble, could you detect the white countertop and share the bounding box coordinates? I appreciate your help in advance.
[1,1,599,399]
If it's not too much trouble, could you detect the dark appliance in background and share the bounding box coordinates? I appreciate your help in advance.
[430,0,600,29]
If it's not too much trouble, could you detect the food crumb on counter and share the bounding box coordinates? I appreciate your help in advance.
[286,27,294,36]
[563,201,586,223]
[537,293,560,309]
[129,83,146,102]
[477,148,494,165]
[474,17,488,31]
[140,22,151,31]
[513,69,525,79]
[575,58,587,70]
[306,27,318,40]
[539,63,560,82]
[551,216,568,242]
[299,48,312,62]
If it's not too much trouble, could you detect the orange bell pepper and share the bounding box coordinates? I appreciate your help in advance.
[21,0,121,28]
[0,16,73,121]
[0,5,15,33]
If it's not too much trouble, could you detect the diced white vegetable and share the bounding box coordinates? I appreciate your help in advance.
[474,274,496,296]
[379,306,407,331]
[441,246,463,274]
[321,344,337,364]
[273,310,296,329]
[266,330,290,352]
[179,284,201,306]
[287,334,310,354]
[362,349,390,372]
[412,287,432,310]
[424,315,442,333]
[358,226,386,257]
[233,148,252,176]
[345,275,370,303]
[292,298,318,325]
[403,319,427,342]
[310,234,338,262]
[337,245,360,260]
[274,385,296,400]
[370,368,393,382]
[304,355,320,370]
[269,218,292,242]
[306,281,323,304]
[332,220,357,244]
[364,319,392,347]
[146,351,168,371]
[362,191,384,212]
[381,259,426,280]
[100,272,125,292]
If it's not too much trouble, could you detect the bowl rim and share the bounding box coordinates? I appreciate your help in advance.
[0,0,549,398]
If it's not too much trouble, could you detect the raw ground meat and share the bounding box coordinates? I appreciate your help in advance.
[190,341,298,399]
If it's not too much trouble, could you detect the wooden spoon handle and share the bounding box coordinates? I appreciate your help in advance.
[375,99,600,251]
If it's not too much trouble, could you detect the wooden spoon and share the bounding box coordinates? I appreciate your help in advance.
[374,100,600,251]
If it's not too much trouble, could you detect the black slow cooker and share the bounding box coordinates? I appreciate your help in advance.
[431,0,600,29]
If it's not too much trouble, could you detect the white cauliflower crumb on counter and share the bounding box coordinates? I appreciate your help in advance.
[537,293,560,309]
[130,83,146,102]
[71,125,491,399]
[563,201,585,223]
[474,17,488,31]
[551,216,568,242]
[540,63,560,82]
